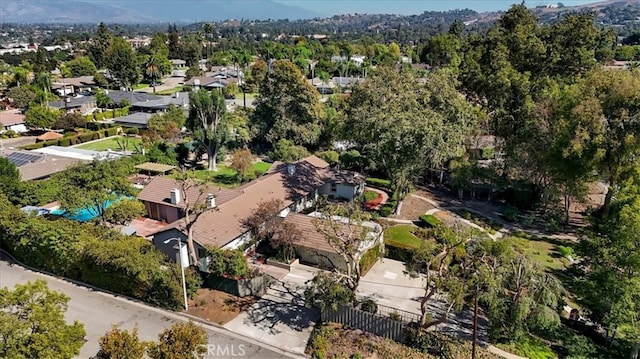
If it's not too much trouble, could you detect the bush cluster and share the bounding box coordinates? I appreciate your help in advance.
[0,195,190,310]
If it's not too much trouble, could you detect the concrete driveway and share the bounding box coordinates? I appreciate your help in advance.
[138,76,185,94]
[224,265,320,355]
[359,258,489,342]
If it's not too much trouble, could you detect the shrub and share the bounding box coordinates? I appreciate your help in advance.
[254,168,267,177]
[379,204,394,217]
[558,245,575,258]
[125,127,139,135]
[359,244,381,274]
[307,325,332,359]
[360,299,378,313]
[405,329,453,358]
[23,142,44,150]
[366,177,392,190]
[419,214,440,228]
[104,127,118,137]
[481,147,495,159]
[363,190,379,202]
[5,130,17,138]
[78,133,93,142]
[385,244,413,262]
[58,137,71,147]
[205,247,250,278]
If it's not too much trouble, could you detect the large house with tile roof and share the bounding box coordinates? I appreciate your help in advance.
[138,155,372,269]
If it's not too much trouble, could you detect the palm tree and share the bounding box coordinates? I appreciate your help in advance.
[145,55,162,94]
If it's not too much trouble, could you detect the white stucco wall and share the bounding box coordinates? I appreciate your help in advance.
[222,231,252,250]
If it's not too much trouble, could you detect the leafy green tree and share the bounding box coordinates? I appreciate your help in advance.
[0,157,20,195]
[147,321,207,359]
[579,170,640,354]
[252,60,323,147]
[88,22,112,69]
[65,56,97,77]
[145,105,185,144]
[229,148,254,181]
[54,111,87,131]
[95,90,114,109]
[0,280,86,359]
[345,68,478,198]
[304,272,354,311]
[7,86,36,108]
[268,139,309,162]
[104,37,140,88]
[406,222,472,328]
[97,325,147,359]
[24,104,58,129]
[104,198,146,225]
[58,159,135,223]
[419,34,462,68]
[187,89,230,171]
[312,203,381,306]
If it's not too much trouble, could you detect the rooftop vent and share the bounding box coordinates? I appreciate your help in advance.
[207,194,216,209]
[286,164,295,175]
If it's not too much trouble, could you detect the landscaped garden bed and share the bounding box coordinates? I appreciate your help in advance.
[307,323,500,359]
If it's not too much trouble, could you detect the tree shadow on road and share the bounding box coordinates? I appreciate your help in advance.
[242,279,320,335]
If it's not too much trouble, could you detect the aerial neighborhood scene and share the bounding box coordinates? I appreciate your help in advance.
[1,0,640,358]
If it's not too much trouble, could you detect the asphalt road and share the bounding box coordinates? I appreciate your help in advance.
[0,253,302,359]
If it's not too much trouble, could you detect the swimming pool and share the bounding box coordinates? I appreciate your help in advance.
[50,198,118,222]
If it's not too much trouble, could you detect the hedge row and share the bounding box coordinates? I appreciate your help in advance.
[0,197,188,310]
[366,177,393,191]
[385,244,414,262]
[84,107,131,122]
[23,128,120,150]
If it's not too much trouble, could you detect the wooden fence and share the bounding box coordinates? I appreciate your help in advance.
[321,304,420,343]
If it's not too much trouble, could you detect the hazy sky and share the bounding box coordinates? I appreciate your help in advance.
[276,0,598,16]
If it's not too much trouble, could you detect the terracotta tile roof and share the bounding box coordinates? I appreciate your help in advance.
[0,111,25,126]
[137,176,242,209]
[37,132,63,141]
[281,213,337,254]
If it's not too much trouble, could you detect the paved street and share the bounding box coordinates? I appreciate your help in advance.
[0,253,304,359]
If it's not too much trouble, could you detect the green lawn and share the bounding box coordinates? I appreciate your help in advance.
[76,136,142,152]
[252,161,272,173]
[511,236,571,271]
[133,83,150,90]
[157,85,184,95]
[384,225,423,249]
[169,162,271,188]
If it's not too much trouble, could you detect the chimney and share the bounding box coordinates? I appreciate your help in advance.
[170,188,181,205]
[207,194,216,208]
[194,79,200,90]
[286,164,295,175]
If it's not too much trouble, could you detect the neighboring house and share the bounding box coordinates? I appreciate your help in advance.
[184,76,239,90]
[51,76,96,96]
[48,96,96,114]
[126,36,152,49]
[130,92,189,113]
[112,112,155,129]
[0,150,89,180]
[332,77,365,88]
[281,212,383,272]
[139,156,366,269]
[0,111,27,133]
[170,59,186,70]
